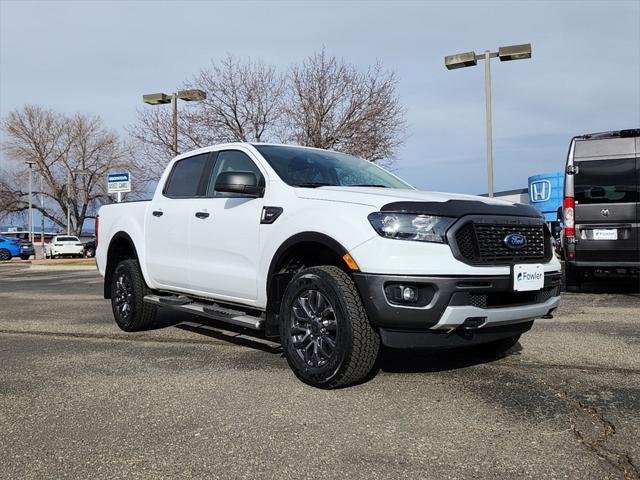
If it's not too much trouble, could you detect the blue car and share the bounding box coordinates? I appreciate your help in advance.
[0,235,21,261]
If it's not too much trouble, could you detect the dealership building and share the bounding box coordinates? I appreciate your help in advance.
[490,171,564,222]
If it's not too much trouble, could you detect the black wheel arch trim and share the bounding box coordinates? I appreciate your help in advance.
[264,232,350,337]
[267,232,349,290]
[104,231,140,299]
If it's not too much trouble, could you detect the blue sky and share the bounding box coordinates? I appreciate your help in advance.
[1,0,639,195]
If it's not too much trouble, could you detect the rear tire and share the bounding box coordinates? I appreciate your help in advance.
[110,259,157,332]
[20,255,30,260]
[280,265,380,389]
[85,247,95,258]
[0,249,11,261]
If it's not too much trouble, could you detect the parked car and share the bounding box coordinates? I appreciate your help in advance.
[561,129,640,291]
[83,239,96,258]
[0,235,21,261]
[96,143,561,388]
[18,240,35,260]
[44,235,85,259]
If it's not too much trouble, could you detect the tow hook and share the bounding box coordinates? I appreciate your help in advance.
[541,308,556,319]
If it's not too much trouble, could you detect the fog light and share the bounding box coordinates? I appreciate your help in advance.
[385,284,419,304]
[402,286,417,302]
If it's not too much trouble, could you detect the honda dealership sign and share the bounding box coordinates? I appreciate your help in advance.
[527,172,562,221]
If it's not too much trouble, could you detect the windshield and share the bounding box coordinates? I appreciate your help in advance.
[57,236,79,242]
[253,145,413,189]
[575,158,638,204]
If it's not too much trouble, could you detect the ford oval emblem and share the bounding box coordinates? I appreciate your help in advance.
[504,233,527,250]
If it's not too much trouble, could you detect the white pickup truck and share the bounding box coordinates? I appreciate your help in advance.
[96,143,561,388]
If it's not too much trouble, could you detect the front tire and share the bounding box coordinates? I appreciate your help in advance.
[85,247,95,258]
[0,249,11,261]
[280,265,380,389]
[110,259,157,332]
[20,255,30,260]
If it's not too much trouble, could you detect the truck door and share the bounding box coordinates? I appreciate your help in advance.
[574,156,639,265]
[188,149,265,303]
[145,153,211,291]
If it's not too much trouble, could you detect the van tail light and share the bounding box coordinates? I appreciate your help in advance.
[95,215,99,249]
[563,197,575,237]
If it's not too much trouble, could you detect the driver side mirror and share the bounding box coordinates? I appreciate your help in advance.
[214,171,264,197]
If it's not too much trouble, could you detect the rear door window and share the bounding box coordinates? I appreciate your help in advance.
[164,153,210,198]
[575,158,638,204]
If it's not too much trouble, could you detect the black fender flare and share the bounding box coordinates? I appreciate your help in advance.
[104,231,140,298]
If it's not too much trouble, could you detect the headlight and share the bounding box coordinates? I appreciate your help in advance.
[368,212,455,243]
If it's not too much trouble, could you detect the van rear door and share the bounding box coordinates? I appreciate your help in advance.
[573,137,638,266]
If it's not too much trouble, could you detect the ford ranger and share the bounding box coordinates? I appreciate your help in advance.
[96,143,561,388]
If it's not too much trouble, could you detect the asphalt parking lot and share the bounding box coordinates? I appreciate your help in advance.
[0,263,638,479]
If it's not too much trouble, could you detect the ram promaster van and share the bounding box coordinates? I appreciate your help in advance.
[562,129,640,290]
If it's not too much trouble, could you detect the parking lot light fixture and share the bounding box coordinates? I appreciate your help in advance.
[444,51,478,70]
[498,43,532,62]
[142,89,207,155]
[444,43,532,197]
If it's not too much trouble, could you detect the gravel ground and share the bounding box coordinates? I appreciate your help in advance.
[0,263,638,479]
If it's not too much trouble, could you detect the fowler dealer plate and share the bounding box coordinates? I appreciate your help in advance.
[513,264,544,292]
[593,229,617,240]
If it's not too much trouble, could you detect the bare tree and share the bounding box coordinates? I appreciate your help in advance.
[129,52,406,178]
[129,55,286,179]
[1,105,135,235]
[287,50,405,161]
[187,55,286,143]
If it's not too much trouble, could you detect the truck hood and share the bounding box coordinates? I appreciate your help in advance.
[294,186,517,210]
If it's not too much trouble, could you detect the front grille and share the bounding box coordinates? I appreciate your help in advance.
[467,285,559,309]
[454,221,550,265]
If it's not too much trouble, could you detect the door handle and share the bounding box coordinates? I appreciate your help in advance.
[195,211,210,219]
[152,210,163,217]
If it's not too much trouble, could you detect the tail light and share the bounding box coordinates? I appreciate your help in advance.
[95,215,99,249]
[563,196,575,237]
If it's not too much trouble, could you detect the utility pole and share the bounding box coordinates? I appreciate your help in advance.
[67,169,72,236]
[67,169,90,236]
[484,50,494,198]
[40,173,45,258]
[26,161,35,242]
[171,93,178,155]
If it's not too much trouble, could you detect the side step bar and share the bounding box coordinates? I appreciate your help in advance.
[144,295,264,330]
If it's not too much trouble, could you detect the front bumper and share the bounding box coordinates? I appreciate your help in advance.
[353,271,561,348]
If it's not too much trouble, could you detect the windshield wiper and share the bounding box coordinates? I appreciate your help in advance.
[349,184,389,188]
[293,182,335,188]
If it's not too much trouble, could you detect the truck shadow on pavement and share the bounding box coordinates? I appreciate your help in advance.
[151,309,518,376]
[375,344,516,374]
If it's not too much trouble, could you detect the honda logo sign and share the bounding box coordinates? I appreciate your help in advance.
[529,180,551,203]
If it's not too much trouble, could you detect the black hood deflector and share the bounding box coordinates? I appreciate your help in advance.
[380,200,543,219]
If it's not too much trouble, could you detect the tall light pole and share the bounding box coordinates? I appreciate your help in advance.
[25,161,35,242]
[67,169,90,236]
[445,43,532,197]
[40,172,45,258]
[142,89,207,155]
